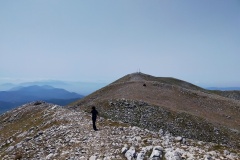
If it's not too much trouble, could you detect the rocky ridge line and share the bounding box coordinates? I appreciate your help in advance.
[0,102,239,159]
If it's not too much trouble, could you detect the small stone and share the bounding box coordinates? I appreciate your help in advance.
[175,136,182,142]
[89,155,97,160]
[46,153,54,160]
[159,129,164,136]
[125,146,136,160]
[121,144,128,154]
[136,149,146,160]
[149,146,163,159]
[134,136,142,142]
[165,150,182,160]
[223,150,230,155]
[6,146,14,152]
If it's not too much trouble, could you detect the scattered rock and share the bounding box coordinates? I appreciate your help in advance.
[0,102,239,160]
[125,146,136,160]
[121,144,128,154]
[165,150,182,160]
[89,155,97,160]
[149,146,163,160]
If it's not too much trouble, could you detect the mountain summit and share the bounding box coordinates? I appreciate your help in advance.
[70,72,240,148]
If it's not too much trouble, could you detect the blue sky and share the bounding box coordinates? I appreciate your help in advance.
[0,0,239,87]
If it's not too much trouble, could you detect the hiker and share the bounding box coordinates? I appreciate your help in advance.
[91,106,98,131]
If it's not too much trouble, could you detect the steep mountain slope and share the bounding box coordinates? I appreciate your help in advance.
[70,72,240,148]
[0,102,239,159]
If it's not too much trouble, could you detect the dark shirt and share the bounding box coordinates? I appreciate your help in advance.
[91,109,98,120]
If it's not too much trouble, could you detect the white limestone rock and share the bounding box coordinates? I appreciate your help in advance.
[121,144,128,154]
[46,153,54,160]
[149,146,163,160]
[136,148,146,160]
[125,146,136,160]
[89,155,97,160]
[175,136,183,142]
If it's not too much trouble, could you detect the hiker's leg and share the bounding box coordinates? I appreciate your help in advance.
[93,119,97,130]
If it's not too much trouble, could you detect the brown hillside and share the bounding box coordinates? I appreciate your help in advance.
[69,72,240,147]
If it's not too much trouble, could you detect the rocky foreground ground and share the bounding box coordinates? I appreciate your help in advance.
[0,102,239,160]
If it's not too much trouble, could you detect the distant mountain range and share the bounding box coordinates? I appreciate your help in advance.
[0,80,108,95]
[0,85,83,115]
[206,87,240,91]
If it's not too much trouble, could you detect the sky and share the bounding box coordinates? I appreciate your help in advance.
[0,0,240,87]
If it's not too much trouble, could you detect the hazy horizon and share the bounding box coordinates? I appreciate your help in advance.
[0,72,240,89]
[1,1,239,88]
